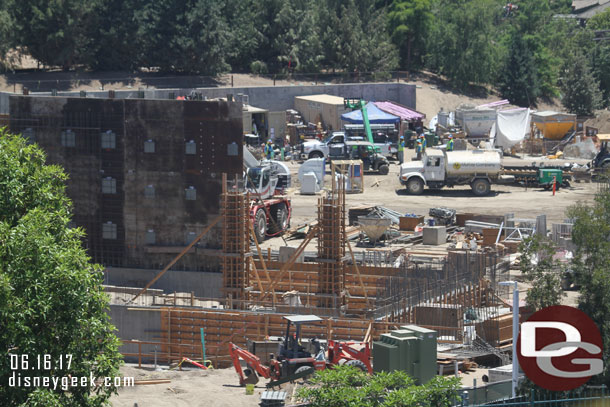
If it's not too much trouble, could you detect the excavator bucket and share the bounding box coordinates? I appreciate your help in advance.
[243,365,260,385]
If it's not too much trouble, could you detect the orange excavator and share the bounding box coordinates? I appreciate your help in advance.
[229,315,372,387]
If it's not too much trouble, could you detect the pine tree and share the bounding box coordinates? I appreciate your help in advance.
[560,50,602,116]
[387,0,432,70]
[499,34,540,107]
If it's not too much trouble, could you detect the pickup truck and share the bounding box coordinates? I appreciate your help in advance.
[299,131,396,160]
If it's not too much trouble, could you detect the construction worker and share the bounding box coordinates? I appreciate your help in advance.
[264,140,274,159]
[398,135,405,164]
[415,139,423,160]
[447,134,454,152]
[420,134,427,152]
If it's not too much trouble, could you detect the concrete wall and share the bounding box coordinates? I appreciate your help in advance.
[109,305,163,363]
[0,82,416,115]
[9,96,242,270]
[104,267,223,298]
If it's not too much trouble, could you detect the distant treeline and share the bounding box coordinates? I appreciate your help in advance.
[2,0,610,113]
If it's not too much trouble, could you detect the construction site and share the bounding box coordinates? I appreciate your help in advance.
[5,82,605,406]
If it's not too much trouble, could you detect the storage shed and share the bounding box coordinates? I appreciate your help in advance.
[294,94,350,131]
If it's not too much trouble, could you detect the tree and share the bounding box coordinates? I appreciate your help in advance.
[518,235,565,311]
[387,0,432,70]
[590,43,610,107]
[498,33,540,106]
[223,0,262,72]
[0,131,122,406]
[297,365,461,407]
[426,0,503,88]
[12,0,98,69]
[560,50,602,116]
[89,0,142,71]
[566,182,610,386]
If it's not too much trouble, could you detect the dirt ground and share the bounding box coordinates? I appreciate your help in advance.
[111,364,274,407]
[260,149,597,252]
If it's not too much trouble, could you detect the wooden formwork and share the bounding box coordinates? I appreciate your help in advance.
[159,307,399,368]
[250,260,401,311]
[317,177,346,309]
[221,180,250,304]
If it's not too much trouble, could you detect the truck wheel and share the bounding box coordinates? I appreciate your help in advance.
[406,178,424,195]
[345,359,368,372]
[254,209,267,243]
[269,203,288,234]
[378,164,389,175]
[309,151,323,159]
[294,365,314,383]
[471,179,491,196]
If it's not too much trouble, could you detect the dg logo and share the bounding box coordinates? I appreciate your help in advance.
[517,305,603,391]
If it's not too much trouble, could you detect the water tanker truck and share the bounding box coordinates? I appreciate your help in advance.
[399,149,510,196]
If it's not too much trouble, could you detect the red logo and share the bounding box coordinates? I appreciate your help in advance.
[517,305,603,391]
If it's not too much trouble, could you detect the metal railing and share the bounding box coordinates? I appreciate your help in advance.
[462,386,610,406]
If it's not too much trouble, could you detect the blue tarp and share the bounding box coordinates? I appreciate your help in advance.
[341,102,400,124]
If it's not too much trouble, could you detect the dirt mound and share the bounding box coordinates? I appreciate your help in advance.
[585,109,610,133]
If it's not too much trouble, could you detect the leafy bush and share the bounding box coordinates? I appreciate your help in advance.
[297,365,461,407]
[250,60,269,75]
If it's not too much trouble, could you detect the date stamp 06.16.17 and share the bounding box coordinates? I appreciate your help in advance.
[8,354,134,391]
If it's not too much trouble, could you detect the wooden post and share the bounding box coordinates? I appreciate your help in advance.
[138,342,142,368]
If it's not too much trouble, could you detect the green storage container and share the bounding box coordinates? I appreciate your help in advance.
[538,168,562,186]
[372,325,437,384]
[401,325,438,384]
[372,341,399,373]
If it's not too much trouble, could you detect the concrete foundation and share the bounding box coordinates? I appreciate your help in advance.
[422,226,447,245]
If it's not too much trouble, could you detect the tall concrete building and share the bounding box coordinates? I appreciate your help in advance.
[9,95,242,274]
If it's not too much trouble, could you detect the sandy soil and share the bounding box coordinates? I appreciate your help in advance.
[111,365,277,407]
[409,72,563,124]
[259,149,597,253]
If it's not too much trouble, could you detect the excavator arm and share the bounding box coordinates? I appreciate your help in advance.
[229,343,277,386]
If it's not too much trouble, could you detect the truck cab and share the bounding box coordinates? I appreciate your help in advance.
[399,150,445,194]
[299,132,345,160]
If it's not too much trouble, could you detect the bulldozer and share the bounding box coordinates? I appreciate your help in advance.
[229,315,372,387]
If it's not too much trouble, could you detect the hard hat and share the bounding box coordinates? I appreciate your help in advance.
[417,139,422,143]
[400,135,404,139]
[267,139,272,143]
[448,134,453,138]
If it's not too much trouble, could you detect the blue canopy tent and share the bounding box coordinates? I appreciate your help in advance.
[341,102,400,124]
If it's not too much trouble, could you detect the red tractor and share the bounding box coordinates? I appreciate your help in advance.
[229,315,372,387]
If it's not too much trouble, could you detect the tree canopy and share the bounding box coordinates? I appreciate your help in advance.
[0,131,122,406]
[1,0,610,108]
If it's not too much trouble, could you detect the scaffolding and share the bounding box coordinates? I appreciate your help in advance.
[221,175,250,306]
[317,173,346,310]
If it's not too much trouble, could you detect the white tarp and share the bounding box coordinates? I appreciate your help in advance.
[494,108,530,149]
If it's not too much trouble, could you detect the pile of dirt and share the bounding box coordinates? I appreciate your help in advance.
[585,109,610,133]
